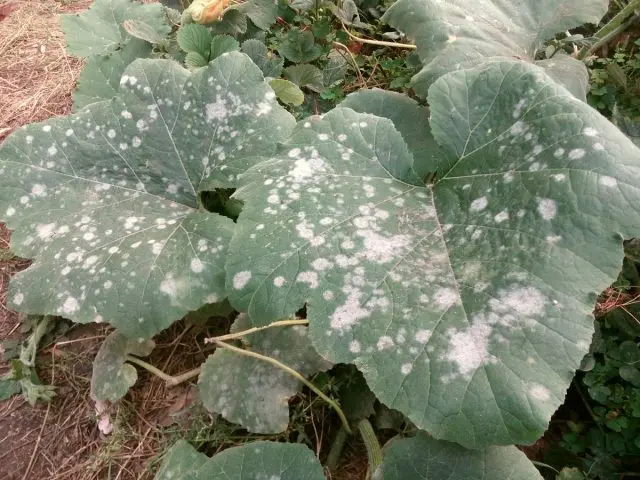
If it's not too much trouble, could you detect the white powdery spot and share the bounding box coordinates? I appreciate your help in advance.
[132,136,142,148]
[5,207,16,217]
[401,363,413,375]
[568,148,586,160]
[296,271,319,289]
[512,99,527,118]
[233,271,252,290]
[599,176,617,187]
[255,102,272,116]
[312,258,331,271]
[537,198,557,220]
[206,100,227,121]
[529,383,551,401]
[377,336,394,351]
[289,157,326,182]
[583,127,598,137]
[62,296,80,315]
[48,145,57,156]
[357,230,412,264]
[331,292,371,330]
[489,286,547,319]
[160,277,177,297]
[494,210,509,223]
[433,287,459,311]
[273,276,286,287]
[469,196,488,213]
[36,223,56,240]
[415,329,432,344]
[349,340,361,353]
[593,142,605,151]
[445,323,492,377]
[190,258,204,273]
[13,293,24,306]
[31,184,46,196]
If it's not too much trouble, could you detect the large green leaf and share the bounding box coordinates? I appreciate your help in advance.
[382,0,607,98]
[73,39,153,110]
[373,433,543,479]
[62,0,171,57]
[155,440,325,480]
[227,60,640,448]
[199,314,331,433]
[0,53,295,339]
[91,331,154,401]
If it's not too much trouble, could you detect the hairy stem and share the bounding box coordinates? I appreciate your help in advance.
[358,418,383,478]
[341,22,417,50]
[205,319,309,343]
[213,340,353,434]
[125,355,201,387]
[578,0,640,59]
[325,425,350,471]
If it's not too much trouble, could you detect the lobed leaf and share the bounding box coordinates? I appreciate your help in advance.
[284,64,325,93]
[233,0,278,30]
[382,0,608,98]
[0,52,295,339]
[91,331,154,401]
[210,35,240,60]
[226,60,640,448]
[199,314,331,433]
[62,0,171,57]
[374,432,543,479]
[242,39,284,78]
[177,24,213,57]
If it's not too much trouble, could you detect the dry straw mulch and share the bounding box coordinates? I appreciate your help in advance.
[0,0,89,142]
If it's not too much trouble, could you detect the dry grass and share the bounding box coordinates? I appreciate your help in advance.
[0,0,89,142]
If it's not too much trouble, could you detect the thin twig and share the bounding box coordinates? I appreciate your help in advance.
[340,21,416,50]
[332,41,366,86]
[213,340,353,435]
[204,318,308,343]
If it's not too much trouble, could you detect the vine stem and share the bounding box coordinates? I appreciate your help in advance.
[213,340,353,435]
[357,418,383,478]
[204,319,309,343]
[325,426,349,471]
[577,0,640,59]
[125,355,201,387]
[340,21,417,50]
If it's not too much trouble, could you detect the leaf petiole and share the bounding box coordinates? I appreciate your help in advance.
[124,355,201,387]
[204,318,309,343]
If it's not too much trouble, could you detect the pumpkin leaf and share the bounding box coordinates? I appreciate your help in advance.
[155,440,325,480]
[0,52,295,339]
[199,314,331,433]
[62,0,170,57]
[382,0,607,98]
[91,331,154,401]
[226,60,640,448]
[373,432,543,479]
